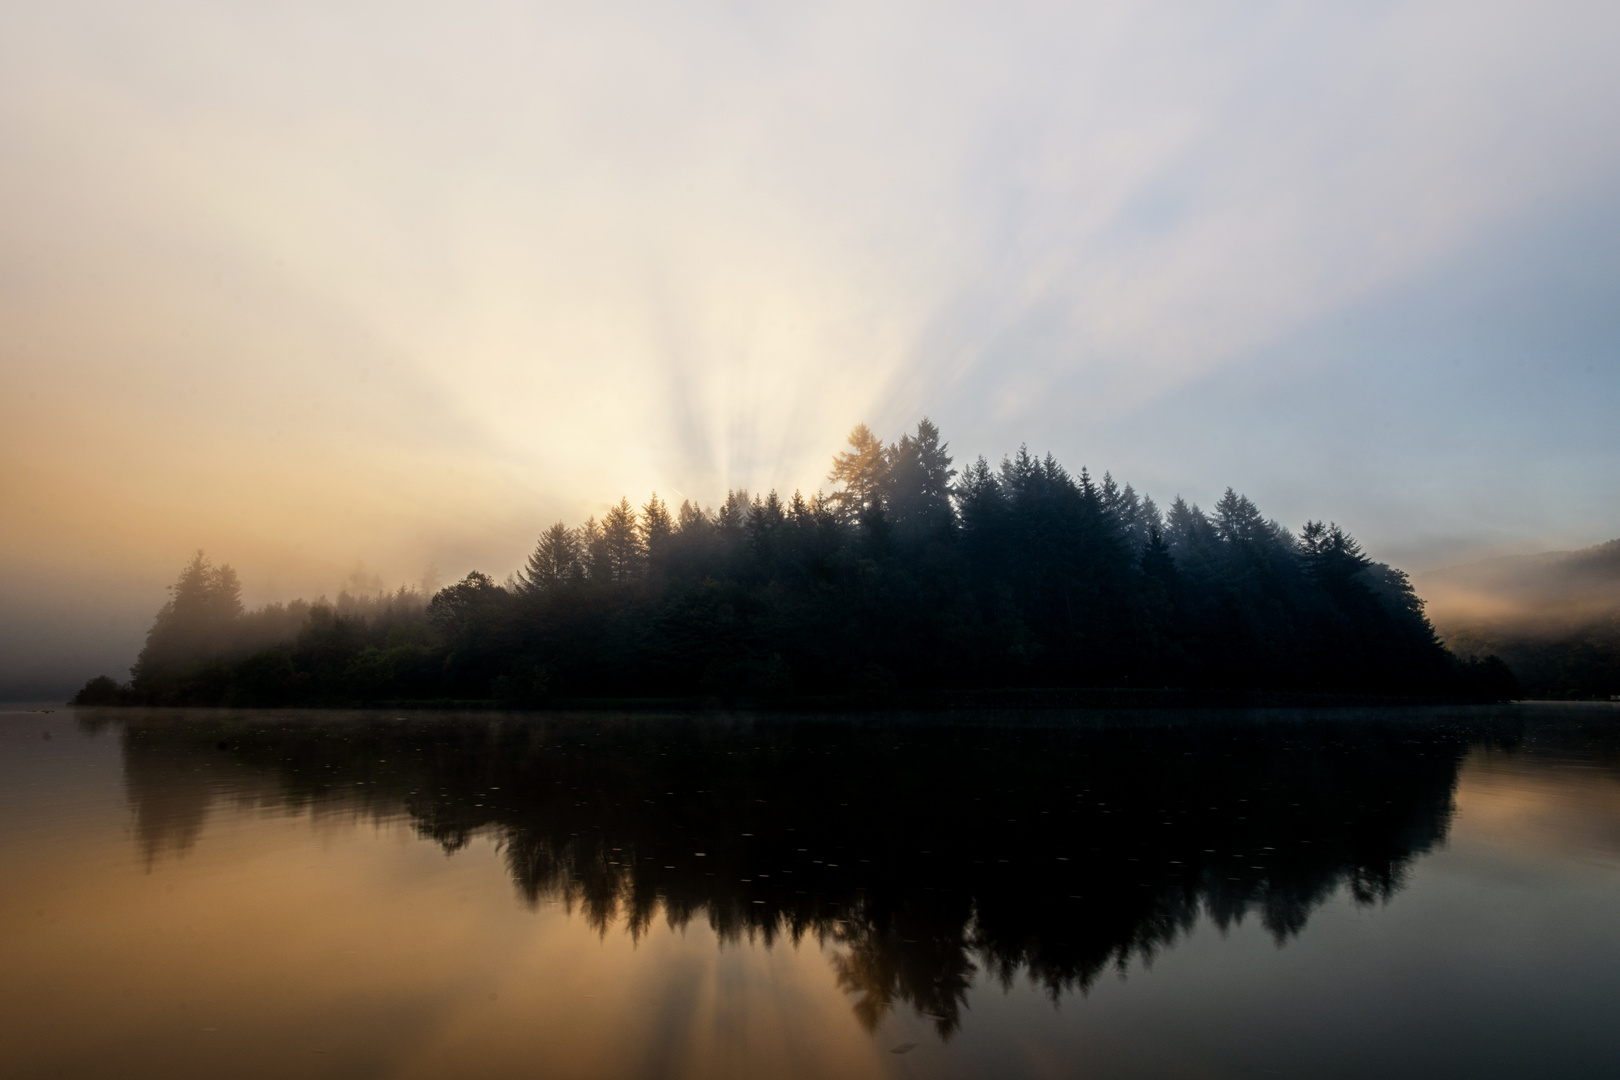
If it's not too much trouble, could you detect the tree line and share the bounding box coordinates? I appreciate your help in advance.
[74,419,1518,706]
[1446,620,1619,700]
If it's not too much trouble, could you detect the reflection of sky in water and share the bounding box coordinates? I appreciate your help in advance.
[3,705,1619,1079]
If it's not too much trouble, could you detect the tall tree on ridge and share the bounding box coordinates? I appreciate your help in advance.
[883,417,956,544]
[828,423,887,524]
[603,497,643,583]
[579,517,607,581]
[641,494,674,567]
[131,551,244,688]
[1300,520,1370,589]
[676,499,710,534]
[518,523,582,593]
[717,490,749,534]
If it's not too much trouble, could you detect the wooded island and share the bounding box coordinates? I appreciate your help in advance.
[75,421,1517,706]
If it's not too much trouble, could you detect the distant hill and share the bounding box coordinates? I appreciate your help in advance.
[1418,539,1620,632]
[1416,540,1620,699]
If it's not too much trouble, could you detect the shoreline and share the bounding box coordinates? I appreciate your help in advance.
[59,686,1540,713]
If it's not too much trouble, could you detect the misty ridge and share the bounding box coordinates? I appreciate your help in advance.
[1418,540,1620,699]
[75,419,1518,708]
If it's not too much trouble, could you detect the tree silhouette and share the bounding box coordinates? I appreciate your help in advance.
[81,420,1519,706]
[519,523,583,593]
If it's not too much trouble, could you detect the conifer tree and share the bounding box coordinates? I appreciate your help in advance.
[744,491,786,559]
[1163,498,1211,555]
[641,494,674,565]
[1214,489,1271,546]
[1300,521,1370,587]
[828,424,887,523]
[883,418,956,541]
[676,500,710,534]
[602,498,643,583]
[131,551,244,688]
[578,517,607,581]
[1141,526,1177,582]
[518,523,582,593]
[716,490,749,534]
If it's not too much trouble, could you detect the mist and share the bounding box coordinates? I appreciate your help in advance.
[1420,541,1620,633]
[1416,540,1620,697]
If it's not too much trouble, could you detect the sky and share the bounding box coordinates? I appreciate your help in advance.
[3,0,1619,696]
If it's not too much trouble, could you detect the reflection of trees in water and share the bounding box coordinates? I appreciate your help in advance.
[120,738,214,864]
[97,709,1497,1036]
[831,896,978,1037]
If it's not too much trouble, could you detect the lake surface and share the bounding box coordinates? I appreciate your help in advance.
[3,703,1618,1079]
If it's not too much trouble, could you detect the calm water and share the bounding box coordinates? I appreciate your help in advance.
[3,704,1618,1079]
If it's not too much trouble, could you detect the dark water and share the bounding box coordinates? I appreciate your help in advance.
[3,704,1618,1079]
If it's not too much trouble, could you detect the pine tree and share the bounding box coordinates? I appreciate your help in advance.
[1141,526,1178,583]
[603,497,643,583]
[1214,489,1270,546]
[1300,520,1370,587]
[131,551,244,688]
[641,494,674,566]
[518,523,582,593]
[578,517,607,581]
[1164,497,1212,555]
[883,418,956,541]
[788,489,811,523]
[717,490,749,534]
[828,424,887,523]
[676,499,710,534]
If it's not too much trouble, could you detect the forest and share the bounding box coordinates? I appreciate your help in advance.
[1445,621,1619,700]
[74,420,1518,707]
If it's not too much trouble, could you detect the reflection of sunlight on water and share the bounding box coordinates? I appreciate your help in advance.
[3,811,895,1080]
[10,706,1620,1078]
[87,707,1485,1054]
[1450,748,1620,865]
